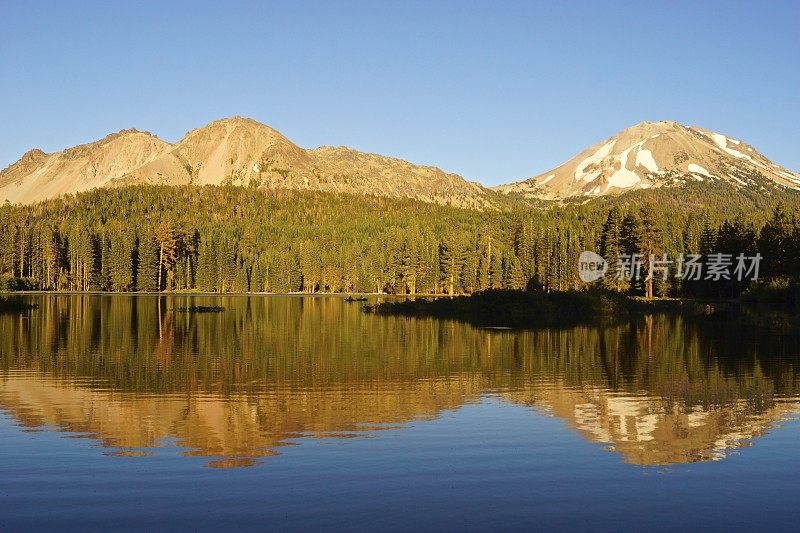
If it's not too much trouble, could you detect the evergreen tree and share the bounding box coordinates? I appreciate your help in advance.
[0,184,797,298]
[599,207,625,291]
[137,235,159,292]
[637,204,665,298]
[757,203,796,278]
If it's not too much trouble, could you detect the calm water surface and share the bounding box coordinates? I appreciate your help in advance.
[1,295,799,531]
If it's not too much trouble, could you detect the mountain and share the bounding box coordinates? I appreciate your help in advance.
[5,118,797,207]
[0,117,493,208]
[493,121,800,200]
[114,117,313,188]
[306,145,488,207]
[0,130,171,204]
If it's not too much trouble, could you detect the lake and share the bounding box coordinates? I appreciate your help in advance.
[1,295,799,531]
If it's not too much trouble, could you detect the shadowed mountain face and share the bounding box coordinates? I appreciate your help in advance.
[0,117,493,208]
[494,121,800,200]
[1,295,799,468]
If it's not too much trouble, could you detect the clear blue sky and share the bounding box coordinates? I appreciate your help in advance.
[1,0,798,185]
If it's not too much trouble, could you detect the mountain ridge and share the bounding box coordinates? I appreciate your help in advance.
[1,116,495,209]
[0,129,171,202]
[2,117,797,207]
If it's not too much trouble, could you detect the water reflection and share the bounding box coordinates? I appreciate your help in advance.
[1,295,799,467]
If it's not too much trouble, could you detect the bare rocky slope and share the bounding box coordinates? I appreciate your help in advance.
[0,117,493,208]
[0,130,171,204]
[493,121,800,200]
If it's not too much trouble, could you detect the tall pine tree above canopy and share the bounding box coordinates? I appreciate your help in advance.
[636,204,665,298]
[155,220,185,292]
[599,207,625,291]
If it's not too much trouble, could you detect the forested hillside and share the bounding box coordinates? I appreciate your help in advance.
[2,184,799,296]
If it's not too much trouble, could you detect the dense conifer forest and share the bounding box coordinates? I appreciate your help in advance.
[2,184,799,298]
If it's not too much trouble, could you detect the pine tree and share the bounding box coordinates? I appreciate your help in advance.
[155,220,185,291]
[637,204,664,298]
[757,203,795,278]
[136,234,159,292]
[599,208,625,291]
[1,184,798,298]
[619,211,643,295]
[439,233,463,295]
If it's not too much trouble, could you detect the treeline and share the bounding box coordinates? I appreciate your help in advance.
[1,184,799,296]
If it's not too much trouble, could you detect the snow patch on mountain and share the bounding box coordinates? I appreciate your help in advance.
[729,174,747,186]
[574,140,615,183]
[608,144,642,189]
[688,163,712,177]
[539,173,556,185]
[777,170,800,184]
[635,147,659,172]
[710,133,727,149]
[711,132,759,163]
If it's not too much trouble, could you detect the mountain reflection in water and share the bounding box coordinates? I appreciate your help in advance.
[1,295,799,468]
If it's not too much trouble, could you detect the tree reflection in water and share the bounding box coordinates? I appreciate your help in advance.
[1,295,798,467]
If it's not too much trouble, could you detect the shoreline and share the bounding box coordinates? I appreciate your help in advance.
[1,290,740,303]
[364,290,751,329]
